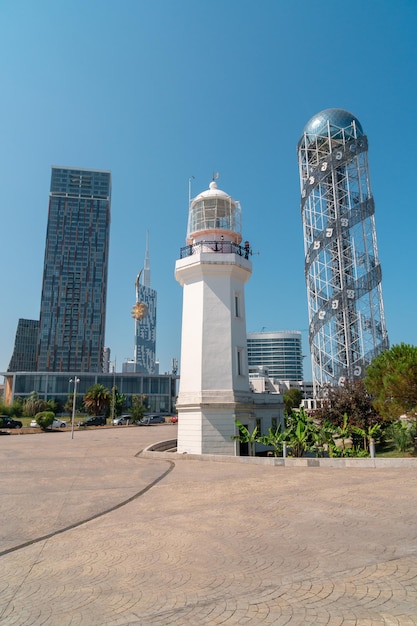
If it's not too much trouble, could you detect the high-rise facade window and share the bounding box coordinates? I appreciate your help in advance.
[8,319,39,372]
[133,283,157,373]
[247,331,303,381]
[36,167,111,373]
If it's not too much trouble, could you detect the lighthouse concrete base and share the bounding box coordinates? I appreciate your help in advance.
[176,392,283,456]
[176,398,254,456]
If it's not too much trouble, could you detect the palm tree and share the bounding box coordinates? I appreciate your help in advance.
[332,412,352,455]
[257,424,290,457]
[352,422,381,453]
[285,408,317,457]
[23,391,48,417]
[83,384,111,416]
[231,420,259,456]
[311,420,335,457]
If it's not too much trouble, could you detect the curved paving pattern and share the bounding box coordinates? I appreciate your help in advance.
[1,428,417,624]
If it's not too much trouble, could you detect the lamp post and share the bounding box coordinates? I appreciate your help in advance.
[110,359,116,424]
[69,377,80,440]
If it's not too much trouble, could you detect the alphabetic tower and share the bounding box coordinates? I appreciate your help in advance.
[297,109,389,395]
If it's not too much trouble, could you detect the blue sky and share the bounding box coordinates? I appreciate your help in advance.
[0,0,416,380]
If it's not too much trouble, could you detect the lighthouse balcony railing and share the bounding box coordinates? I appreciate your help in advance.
[180,241,251,259]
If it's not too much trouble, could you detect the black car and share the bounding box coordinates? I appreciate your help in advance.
[78,416,107,427]
[0,415,23,429]
[140,415,166,425]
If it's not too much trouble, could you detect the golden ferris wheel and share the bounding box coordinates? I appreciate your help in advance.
[131,301,148,320]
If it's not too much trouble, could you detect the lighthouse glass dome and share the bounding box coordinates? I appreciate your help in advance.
[186,181,242,244]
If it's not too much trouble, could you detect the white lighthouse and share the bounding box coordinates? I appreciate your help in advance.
[175,179,258,455]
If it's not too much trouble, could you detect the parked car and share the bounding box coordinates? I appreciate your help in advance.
[30,417,67,429]
[51,417,67,429]
[0,415,23,429]
[170,415,178,424]
[112,415,131,426]
[140,415,166,425]
[78,416,107,427]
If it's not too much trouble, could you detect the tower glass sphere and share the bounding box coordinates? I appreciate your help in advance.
[297,108,389,393]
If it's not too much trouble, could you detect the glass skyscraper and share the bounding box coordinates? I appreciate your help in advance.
[247,331,304,381]
[8,319,39,372]
[36,166,111,373]
[130,233,157,374]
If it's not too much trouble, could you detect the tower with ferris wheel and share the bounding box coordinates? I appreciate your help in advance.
[130,232,157,374]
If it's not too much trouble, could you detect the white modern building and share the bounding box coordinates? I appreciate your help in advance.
[247,330,303,381]
[175,179,283,455]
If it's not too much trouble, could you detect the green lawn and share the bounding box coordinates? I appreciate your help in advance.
[376,439,416,458]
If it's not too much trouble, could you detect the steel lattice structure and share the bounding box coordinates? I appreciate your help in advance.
[297,109,389,394]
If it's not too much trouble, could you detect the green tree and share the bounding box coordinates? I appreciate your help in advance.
[45,399,58,414]
[331,412,353,455]
[257,423,289,457]
[64,393,83,414]
[384,419,417,454]
[285,408,317,457]
[365,343,417,420]
[352,422,381,453]
[83,384,111,416]
[131,394,147,422]
[283,388,303,414]
[23,391,49,417]
[311,419,336,458]
[111,387,126,418]
[35,411,55,431]
[0,398,23,417]
[0,400,10,416]
[315,379,378,430]
[231,420,259,456]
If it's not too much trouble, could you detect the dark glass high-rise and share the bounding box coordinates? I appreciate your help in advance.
[36,167,111,372]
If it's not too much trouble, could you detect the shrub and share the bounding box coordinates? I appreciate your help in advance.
[24,392,49,417]
[35,411,55,431]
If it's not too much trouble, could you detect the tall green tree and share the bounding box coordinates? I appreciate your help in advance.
[364,343,417,420]
[114,388,126,418]
[83,384,111,416]
[283,388,303,414]
[131,394,147,422]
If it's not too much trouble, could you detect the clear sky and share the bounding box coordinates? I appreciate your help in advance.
[0,0,416,380]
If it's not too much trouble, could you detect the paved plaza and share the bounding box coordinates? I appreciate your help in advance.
[1,426,417,625]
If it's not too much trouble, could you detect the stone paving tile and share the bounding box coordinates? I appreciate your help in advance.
[1,428,417,624]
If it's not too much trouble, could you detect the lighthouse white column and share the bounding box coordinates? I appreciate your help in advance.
[175,250,254,454]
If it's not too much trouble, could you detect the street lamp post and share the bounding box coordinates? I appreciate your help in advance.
[69,377,80,440]
[111,361,116,424]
